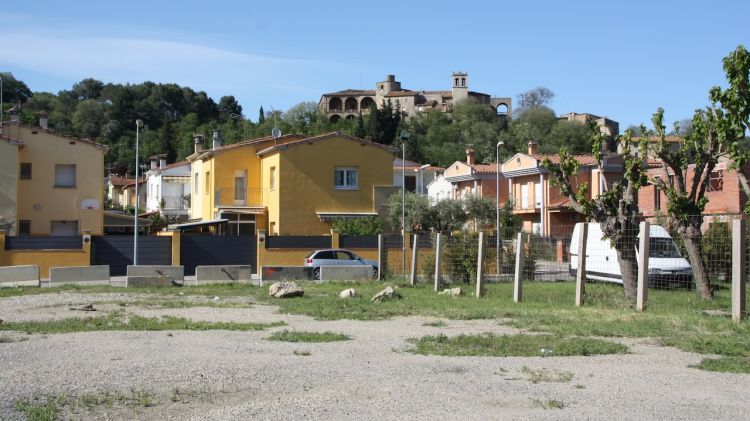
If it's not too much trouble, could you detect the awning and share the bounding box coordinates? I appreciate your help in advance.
[104,211,151,227]
[169,218,229,230]
[316,212,378,222]
[162,176,190,183]
[217,207,266,215]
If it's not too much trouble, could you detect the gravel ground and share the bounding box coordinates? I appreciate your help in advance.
[1,292,748,420]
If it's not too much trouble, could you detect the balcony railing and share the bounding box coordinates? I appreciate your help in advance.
[214,188,266,207]
[161,196,190,211]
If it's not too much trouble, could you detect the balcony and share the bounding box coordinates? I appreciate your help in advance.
[161,196,190,211]
[511,201,541,214]
[214,188,266,208]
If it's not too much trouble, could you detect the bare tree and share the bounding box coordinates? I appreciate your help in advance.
[516,87,555,114]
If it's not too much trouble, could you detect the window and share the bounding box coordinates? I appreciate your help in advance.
[20,163,31,179]
[194,173,199,195]
[18,220,30,236]
[54,164,76,187]
[235,175,246,202]
[405,175,416,192]
[50,220,78,236]
[205,171,210,195]
[461,78,466,87]
[708,170,724,192]
[336,251,355,260]
[654,185,661,210]
[270,167,276,190]
[521,184,529,209]
[534,182,542,208]
[334,167,358,190]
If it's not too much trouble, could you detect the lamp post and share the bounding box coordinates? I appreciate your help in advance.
[496,141,504,277]
[400,130,411,280]
[134,119,143,265]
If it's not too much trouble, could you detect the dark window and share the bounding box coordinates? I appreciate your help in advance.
[336,251,355,260]
[316,251,336,260]
[20,163,31,179]
[654,185,661,210]
[405,175,416,192]
[18,220,30,235]
[461,78,466,87]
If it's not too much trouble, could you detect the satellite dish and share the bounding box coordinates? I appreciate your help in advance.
[271,127,281,142]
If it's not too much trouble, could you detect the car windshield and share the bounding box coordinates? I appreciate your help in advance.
[649,237,683,258]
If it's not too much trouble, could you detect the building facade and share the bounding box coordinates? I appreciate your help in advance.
[319,73,512,122]
[0,136,21,234]
[145,155,191,217]
[442,148,508,203]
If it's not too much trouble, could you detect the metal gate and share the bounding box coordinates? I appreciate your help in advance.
[180,235,256,275]
[92,236,173,276]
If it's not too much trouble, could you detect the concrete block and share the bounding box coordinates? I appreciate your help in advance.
[260,266,314,283]
[193,265,253,286]
[48,265,110,287]
[320,266,373,281]
[0,265,40,287]
[126,265,183,287]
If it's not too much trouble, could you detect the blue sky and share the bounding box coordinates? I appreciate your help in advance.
[1,0,748,129]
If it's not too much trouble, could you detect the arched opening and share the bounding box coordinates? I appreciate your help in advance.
[496,103,509,116]
[344,97,358,112]
[360,97,375,111]
[328,97,342,112]
[345,114,356,120]
[461,78,466,87]
[329,114,341,123]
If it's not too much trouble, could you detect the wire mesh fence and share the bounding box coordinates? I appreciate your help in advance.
[378,214,747,316]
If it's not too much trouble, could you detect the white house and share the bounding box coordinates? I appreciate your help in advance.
[145,155,191,217]
[392,157,443,195]
[426,174,453,202]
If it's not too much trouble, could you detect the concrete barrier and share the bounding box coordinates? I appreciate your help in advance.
[126,265,184,287]
[260,266,314,284]
[320,265,374,281]
[0,265,40,287]
[47,265,110,287]
[193,265,253,286]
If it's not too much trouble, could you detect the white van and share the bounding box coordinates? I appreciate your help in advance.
[569,222,693,288]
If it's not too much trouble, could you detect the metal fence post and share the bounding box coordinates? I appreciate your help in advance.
[637,221,650,312]
[476,232,485,298]
[575,223,588,307]
[377,234,383,281]
[434,233,442,292]
[513,232,525,303]
[732,218,746,323]
[410,234,419,285]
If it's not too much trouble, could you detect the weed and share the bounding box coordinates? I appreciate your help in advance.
[293,350,312,356]
[690,357,750,373]
[521,366,574,383]
[267,330,351,343]
[407,333,628,357]
[531,398,566,410]
[15,396,62,421]
[422,320,447,327]
[574,384,586,389]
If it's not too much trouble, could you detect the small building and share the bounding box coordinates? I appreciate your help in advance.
[558,112,619,138]
[319,73,511,122]
[426,174,453,202]
[443,148,507,202]
[392,158,443,195]
[1,109,107,236]
[144,155,190,218]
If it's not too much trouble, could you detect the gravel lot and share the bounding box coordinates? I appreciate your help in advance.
[1,292,748,420]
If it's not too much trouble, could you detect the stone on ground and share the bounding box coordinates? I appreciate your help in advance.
[438,287,463,297]
[371,286,400,302]
[268,281,304,298]
[339,288,356,298]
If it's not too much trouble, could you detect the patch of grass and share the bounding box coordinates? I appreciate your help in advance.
[407,333,628,357]
[0,312,284,334]
[423,320,447,327]
[521,366,574,383]
[691,357,750,373]
[293,350,312,356]
[531,398,566,410]
[267,330,351,342]
[574,384,586,389]
[111,299,253,309]
[15,396,61,421]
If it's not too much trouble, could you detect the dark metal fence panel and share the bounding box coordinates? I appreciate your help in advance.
[340,235,378,249]
[265,236,331,249]
[92,236,172,276]
[180,235,256,276]
[5,236,82,250]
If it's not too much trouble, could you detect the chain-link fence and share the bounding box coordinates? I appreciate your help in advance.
[379,214,747,315]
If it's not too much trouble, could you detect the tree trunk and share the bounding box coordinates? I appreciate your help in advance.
[616,243,639,303]
[681,227,713,299]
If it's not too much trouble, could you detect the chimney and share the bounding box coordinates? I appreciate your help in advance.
[386,74,395,82]
[466,147,476,165]
[212,130,222,149]
[38,111,48,129]
[150,156,158,171]
[194,134,203,154]
[159,154,167,169]
[9,105,20,123]
[527,140,539,155]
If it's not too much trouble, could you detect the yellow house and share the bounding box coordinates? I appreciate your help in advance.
[188,131,397,235]
[0,135,22,235]
[1,113,107,236]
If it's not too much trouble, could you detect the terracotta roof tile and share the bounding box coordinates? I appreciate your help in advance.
[471,163,501,174]
[533,154,598,166]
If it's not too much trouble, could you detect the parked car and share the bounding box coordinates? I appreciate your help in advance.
[569,222,693,288]
[304,249,379,280]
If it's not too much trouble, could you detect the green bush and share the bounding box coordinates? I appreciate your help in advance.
[332,216,382,235]
[702,221,731,281]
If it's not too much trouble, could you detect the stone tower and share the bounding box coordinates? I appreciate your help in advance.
[451,72,469,104]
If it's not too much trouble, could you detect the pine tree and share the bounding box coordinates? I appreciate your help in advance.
[258,106,265,124]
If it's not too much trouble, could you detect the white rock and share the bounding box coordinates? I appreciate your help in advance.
[268,281,304,298]
[371,286,400,302]
[339,288,356,298]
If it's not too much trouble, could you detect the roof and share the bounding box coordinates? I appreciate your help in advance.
[0,134,23,145]
[385,90,418,97]
[393,157,445,172]
[632,135,683,143]
[532,154,599,166]
[189,133,306,160]
[0,121,108,150]
[109,175,136,187]
[547,198,572,210]
[471,163,500,174]
[169,218,229,231]
[123,177,146,188]
[257,132,399,156]
[322,89,376,96]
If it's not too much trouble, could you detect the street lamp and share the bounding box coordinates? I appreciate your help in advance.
[400,130,411,280]
[496,141,504,277]
[134,119,144,265]
[416,163,430,195]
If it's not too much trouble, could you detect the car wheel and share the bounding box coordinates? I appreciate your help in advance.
[372,267,379,279]
[313,268,321,280]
